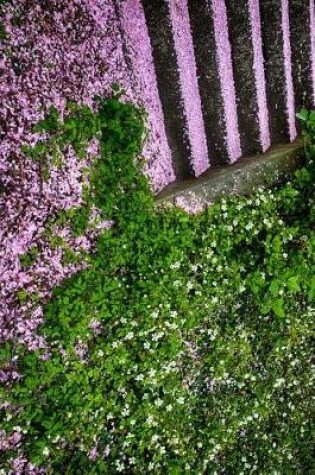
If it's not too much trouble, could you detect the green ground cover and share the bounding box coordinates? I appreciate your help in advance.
[1,100,314,474]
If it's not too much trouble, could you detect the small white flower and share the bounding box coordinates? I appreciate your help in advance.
[177,397,185,405]
[135,373,144,381]
[146,415,154,425]
[43,447,50,457]
[116,462,125,472]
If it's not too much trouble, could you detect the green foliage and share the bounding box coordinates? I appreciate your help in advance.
[19,245,39,268]
[21,101,101,182]
[297,107,315,158]
[1,105,314,474]
[0,22,6,40]
[90,95,152,224]
[0,0,9,40]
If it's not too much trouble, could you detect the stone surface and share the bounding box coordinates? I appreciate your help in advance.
[156,138,305,205]
[260,0,297,143]
[142,0,193,179]
[290,0,315,110]
[188,0,231,166]
[225,0,265,156]
[120,0,311,194]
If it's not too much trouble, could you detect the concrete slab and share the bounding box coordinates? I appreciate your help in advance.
[142,0,193,179]
[188,0,231,166]
[156,138,305,205]
[260,0,297,143]
[225,0,268,156]
[290,0,315,110]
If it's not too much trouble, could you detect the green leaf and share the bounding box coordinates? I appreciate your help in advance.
[287,276,300,292]
[296,108,309,122]
[17,289,28,303]
[269,279,280,295]
[308,276,315,300]
[272,236,282,254]
[169,465,182,475]
[272,298,285,318]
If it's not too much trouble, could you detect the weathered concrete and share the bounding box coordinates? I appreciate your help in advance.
[156,138,305,205]
[260,0,296,143]
[188,0,229,166]
[225,0,263,156]
[142,0,193,179]
[290,0,314,110]
[119,0,312,195]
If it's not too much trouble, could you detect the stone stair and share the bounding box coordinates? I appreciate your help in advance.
[117,0,314,200]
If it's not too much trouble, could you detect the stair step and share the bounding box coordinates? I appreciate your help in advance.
[189,0,242,166]
[117,0,313,196]
[290,0,315,110]
[226,0,271,155]
[117,0,175,192]
[142,0,208,180]
[156,139,305,206]
[167,0,209,177]
[260,0,297,143]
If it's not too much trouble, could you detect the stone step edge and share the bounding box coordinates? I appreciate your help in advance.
[156,138,305,206]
